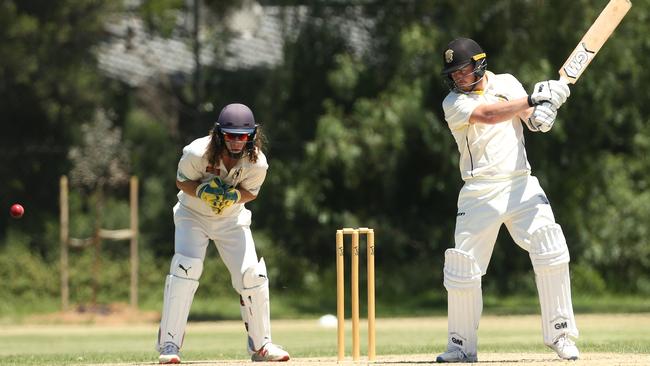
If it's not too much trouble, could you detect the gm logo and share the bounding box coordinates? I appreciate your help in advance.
[451,337,463,346]
[554,322,568,330]
[563,42,595,80]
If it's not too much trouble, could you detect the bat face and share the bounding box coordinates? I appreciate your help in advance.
[558,0,632,84]
[561,42,596,82]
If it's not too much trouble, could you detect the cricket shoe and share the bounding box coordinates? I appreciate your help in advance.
[549,334,580,360]
[159,342,181,364]
[251,342,290,362]
[436,349,477,363]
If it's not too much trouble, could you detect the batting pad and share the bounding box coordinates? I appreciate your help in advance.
[240,258,271,351]
[158,254,204,350]
[443,249,482,357]
[528,224,578,345]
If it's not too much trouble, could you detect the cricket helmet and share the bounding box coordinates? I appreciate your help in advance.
[215,103,258,134]
[441,38,487,92]
[213,103,258,159]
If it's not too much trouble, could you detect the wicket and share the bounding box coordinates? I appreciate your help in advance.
[336,227,376,362]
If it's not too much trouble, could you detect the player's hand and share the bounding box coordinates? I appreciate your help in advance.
[196,177,241,214]
[196,177,226,210]
[525,102,557,133]
[211,187,241,214]
[529,80,570,109]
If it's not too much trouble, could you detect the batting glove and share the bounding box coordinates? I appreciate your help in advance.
[529,80,570,109]
[525,102,557,133]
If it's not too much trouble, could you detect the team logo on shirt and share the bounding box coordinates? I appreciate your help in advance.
[232,167,242,182]
[445,49,454,63]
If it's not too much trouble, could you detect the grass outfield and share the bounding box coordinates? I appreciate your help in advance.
[0,314,648,365]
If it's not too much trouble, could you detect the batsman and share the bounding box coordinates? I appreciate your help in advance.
[157,103,290,363]
[436,38,579,363]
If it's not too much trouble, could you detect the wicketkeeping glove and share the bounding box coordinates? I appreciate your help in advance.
[210,187,241,214]
[196,177,241,214]
[529,80,570,109]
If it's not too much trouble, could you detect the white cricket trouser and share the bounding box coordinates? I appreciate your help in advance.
[455,174,556,273]
[447,173,578,353]
[173,202,259,291]
[157,203,262,351]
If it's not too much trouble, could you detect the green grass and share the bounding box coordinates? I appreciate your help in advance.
[0,314,649,365]
[2,291,649,322]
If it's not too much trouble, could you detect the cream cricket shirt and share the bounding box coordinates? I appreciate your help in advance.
[176,136,268,218]
[442,71,531,181]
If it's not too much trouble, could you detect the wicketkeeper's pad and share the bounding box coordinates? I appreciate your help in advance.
[240,258,271,351]
[157,254,203,350]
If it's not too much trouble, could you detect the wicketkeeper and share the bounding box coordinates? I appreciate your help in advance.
[436,37,579,363]
[157,103,290,363]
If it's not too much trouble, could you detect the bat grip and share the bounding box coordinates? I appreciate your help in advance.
[558,75,571,85]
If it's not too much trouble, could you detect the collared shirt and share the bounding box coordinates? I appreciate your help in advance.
[442,71,531,181]
[176,136,268,218]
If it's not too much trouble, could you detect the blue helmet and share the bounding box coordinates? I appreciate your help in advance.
[214,103,258,159]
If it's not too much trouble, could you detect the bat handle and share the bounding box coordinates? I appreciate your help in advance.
[558,75,571,85]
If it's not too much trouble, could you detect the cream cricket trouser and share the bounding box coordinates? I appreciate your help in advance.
[158,203,261,350]
[454,174,556,270]
[445,174,578,356]
[172,203,258,291]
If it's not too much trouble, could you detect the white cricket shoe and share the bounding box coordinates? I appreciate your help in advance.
[251,343,290,362]
[159,342,181,364]
[436,349,477,363]
[549,334,580,360]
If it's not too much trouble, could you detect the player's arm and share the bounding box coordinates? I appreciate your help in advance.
[471,78,569,124]
[177,179,201,197]
[235,186,257,204]
[177,178,255,203]
[470,97,531,125]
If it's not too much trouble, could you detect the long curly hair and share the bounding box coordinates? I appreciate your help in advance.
[204,125,266,166]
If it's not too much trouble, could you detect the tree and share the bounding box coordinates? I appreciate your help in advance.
[0,0,116,252]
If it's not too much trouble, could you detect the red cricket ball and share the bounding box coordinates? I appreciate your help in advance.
[10,204,24,219]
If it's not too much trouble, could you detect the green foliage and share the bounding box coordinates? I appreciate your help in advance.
[68,110,131,190]
[571,262,607,295]
[1,0,650,318]
[0,0,115,252]
[137,0,185,37]
[0,243,58,314]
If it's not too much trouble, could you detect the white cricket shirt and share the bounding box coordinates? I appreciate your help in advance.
[442,71,531,181]
[176,136,268,218]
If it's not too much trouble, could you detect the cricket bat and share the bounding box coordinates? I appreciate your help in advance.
[559,0,632,84]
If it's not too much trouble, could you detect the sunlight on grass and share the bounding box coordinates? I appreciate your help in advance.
[0,314,649,365]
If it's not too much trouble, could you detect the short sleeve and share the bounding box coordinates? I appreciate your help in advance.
[238,152,268,196]
[176,146,204,182]
[443,94,482,131]
[502,74,527,99]
[239,167,267,196]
